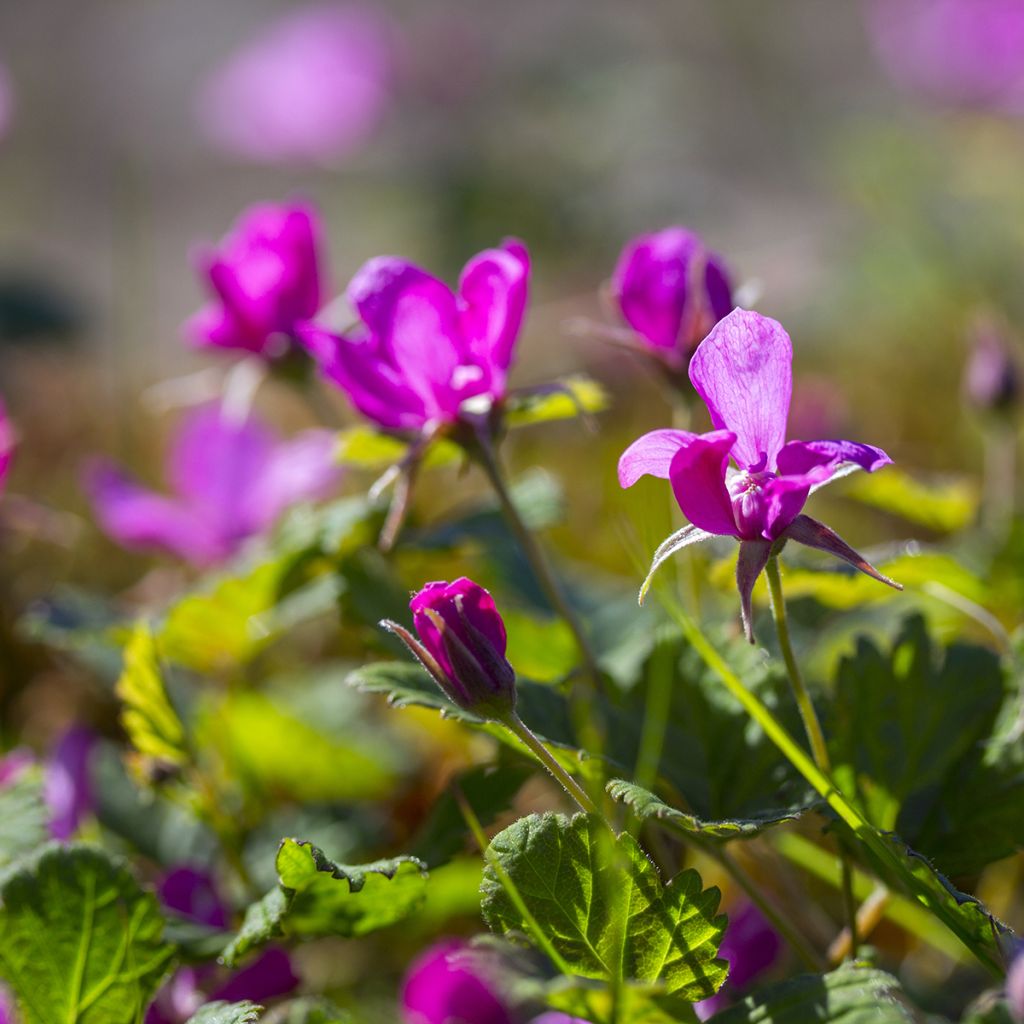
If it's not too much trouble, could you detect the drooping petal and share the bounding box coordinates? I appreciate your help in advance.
[347,256,466,419]
[776,439,892,477]
[165,403,276,541]
[736,540,772,644]
[618,429,697,487]
[783,514,903,590]
[247,428,342,529]
[458,238,530,374]
[610,227,702,352]
[299,323,428,431]
[689,309,792,471]
[668,429,739,537]
[85,461,225,565]
[761,474,816,540]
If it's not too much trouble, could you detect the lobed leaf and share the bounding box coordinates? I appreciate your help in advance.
[0,844,174,1024]
[222,839,427,967]
[185,1004,263,1024]
[0,769,50,878]
[706,961,913,1022]
[480,812,727,1002]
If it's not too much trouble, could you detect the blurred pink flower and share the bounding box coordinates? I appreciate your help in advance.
[86,402,341,566]
[401,940,515,1024]
[0,984,13,1024]
[0,398,15,491]
[186,202,326,360]
[197,3,395,166]
[867,0,1024,113]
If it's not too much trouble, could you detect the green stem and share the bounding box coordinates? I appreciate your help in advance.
[764,555,858,956]
[651,583,1003,977]
[503,712,598,816]
[472,433,604,691]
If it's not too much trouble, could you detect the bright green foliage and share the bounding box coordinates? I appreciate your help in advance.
[0,845,173,1024]
[706,962,913,1022]
[503,375,608,427]
[0,769,49,876]
[500,608,577,682]
[185,1004,263,1024]
[480,813,727,1002]
[222,839,427,966]
[335,425,462,470]
[828,616,1008,870]
[116,624,188,772]
[844,467,978,533]
[607,779,814,839]
[544,981,700,1023]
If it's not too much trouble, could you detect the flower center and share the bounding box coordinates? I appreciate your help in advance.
[728,470,774,540]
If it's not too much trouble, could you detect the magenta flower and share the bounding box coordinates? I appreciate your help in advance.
[147,868,299,1024]
[0,985,13,1024]
[44,727,96,841]
[1008,944,1024,1022]
[620,309,901,641]
[383,578,516,718]
[401,940,516,1024]
[964,315,1020,415]
[0,398,15,491]
[866,0,1024,114]
[300,240,530,434]
[197,4,394,166]
[610,227,733,370]
[185,202,325,360]
[86,402,340,566]
[695,903,783,1019]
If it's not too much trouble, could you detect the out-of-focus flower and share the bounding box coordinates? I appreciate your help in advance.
[1008,944,1024,1021]
[383,578,516,718]
[530,1016,590,1024]
[788,375,850,440]
[197,4,394,166]
[964,315,1020,416]
[44,727,96,841]
[0,984,14,1024]
[0,398,15,491]
[610,227,733,371]
[147,868,298,1024]
[866,0,1024,114]
[0,62,13,142]
[185,202,325,360]
[695,904,783,1019]
[1,729,96,840]
[401,940,516,1024]
[86,402,340,566]
[300,240,530,435]
[620,309,900,641]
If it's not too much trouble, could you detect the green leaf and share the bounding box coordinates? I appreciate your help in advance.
[185,1004,263,1024]
[222,840,427,966]
[0,844,173,1024]
[607,779,814,840]
[503,376,609,428]
[159,563,284,674]
[827,616,1005,859]
[262,999,351,1024]
[0,769,50,877]
[334,425,461,470]
[208,691,398,803]
[480,812,727,1001]
[706,962,912,1022]
[843,467,978,533]
[116,624,187,772]
[500,609,577,683]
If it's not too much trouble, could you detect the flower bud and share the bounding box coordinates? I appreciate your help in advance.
[383,578,516,719]
[964,315,1020,417]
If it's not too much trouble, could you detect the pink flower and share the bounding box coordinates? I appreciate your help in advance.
[197,4,394,166]
[86,402,340,566]
[610,227,733,370]
[866,0,1024,114]
[300,240,529,434]
[620,309,900,641]
[384,578,516,718]
[401,940,515,1024]
[0,398,15,491]
[185,202,326,360]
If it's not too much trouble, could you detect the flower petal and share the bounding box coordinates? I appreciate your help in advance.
[761,474,815,540]
[668,429,738,536]
[618,428,697,487]
[611,227,703,352]
[776,439,892,477]
[689,309,792,471]
[298,323,428,431]
[458,238,530,374]
[247,428,342,527]
[85,461,224,564]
